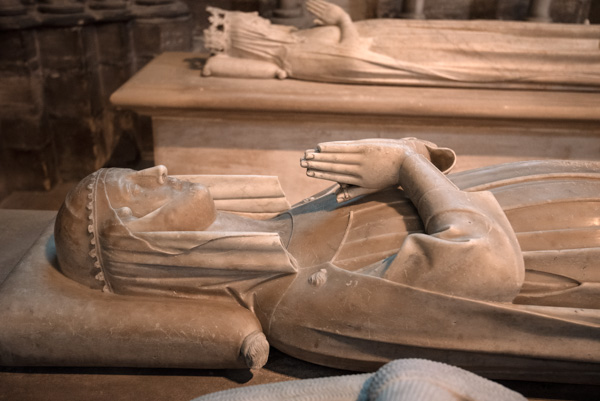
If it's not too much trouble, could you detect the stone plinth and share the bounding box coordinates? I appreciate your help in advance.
[111,52,600,204]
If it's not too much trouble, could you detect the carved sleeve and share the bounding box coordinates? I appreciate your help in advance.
[385,154,524,302]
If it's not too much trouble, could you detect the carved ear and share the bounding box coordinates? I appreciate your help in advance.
[426,145,456,174]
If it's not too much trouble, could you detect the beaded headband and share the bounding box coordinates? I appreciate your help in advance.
[85,169,111,292]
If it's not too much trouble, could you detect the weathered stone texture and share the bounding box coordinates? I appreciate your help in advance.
[0,26,46,194]
[551,0,592,23]
[99,64,132,103]
[592,1,600,22]
[0,30,40,111]
[0,0,193,198]
[132,15,193,68]
[44,69,96,117]
[3,144,58,191]
[0,29,36,69]
[115,110,153,160]
[48,117,100,178]
[495,0,531,20]
[38,27,90,70]
[0,116,47,150]
[95,22,132,64]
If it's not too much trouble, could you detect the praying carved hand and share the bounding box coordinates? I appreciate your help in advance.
[306,0,350,27]
[300,138,455,202]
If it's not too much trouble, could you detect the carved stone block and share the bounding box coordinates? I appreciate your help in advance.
[95,22,131,63]
[37,26,90,70]
[2,144,58,191]
[48,117,101,178]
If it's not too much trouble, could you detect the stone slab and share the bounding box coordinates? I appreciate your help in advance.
[111,53,600,121]
[0,214,599,398]
[0,209,56,285]
[0,349,348,401]
[0,183,76,212]
[5,350,598,401]
[0,222,264,369]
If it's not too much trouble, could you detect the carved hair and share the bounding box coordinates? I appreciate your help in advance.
[55,169,111,291]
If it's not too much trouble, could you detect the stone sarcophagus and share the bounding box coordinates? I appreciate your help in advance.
[1,138,599,385]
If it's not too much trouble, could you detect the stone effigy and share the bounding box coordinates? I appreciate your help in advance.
[202,0,600,90]
[191,358,526,401]
[51,137,600,373]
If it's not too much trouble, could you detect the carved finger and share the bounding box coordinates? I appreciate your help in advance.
[306,2,325,16]
[316,141,361,153]
[306,0,327,12]
[309,152,362,165]
[312,0,332,9]
[306,3,321,13]
[306,1,333,20]
[304,149,318,160]
[305,160,361,176]
[306,170,362,186]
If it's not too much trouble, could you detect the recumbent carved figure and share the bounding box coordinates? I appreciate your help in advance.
[202,0,600,89]
[55,138,600,371]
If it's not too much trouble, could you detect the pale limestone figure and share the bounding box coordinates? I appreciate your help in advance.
[54,138,600,371]
[202,0,600,90]
[192,359,526,401]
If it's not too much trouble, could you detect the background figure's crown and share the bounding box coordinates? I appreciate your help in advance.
[204,7,230,53]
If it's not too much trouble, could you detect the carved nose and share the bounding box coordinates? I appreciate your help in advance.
[135,165,168,184]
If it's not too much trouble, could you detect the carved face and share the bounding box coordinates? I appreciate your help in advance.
[105,166,217,232]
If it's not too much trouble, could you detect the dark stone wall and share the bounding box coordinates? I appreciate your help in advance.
[589,0,600,23]
[0,0,193,197]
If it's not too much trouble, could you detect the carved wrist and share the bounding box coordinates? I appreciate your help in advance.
[399,153,458,201]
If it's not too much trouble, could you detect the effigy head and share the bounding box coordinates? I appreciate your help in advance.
[203,6,298,61]
[54,166,217,291]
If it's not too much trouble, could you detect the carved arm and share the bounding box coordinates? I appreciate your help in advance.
[306,0,360,45]
[386,151,525,301]
[301,138,524,301]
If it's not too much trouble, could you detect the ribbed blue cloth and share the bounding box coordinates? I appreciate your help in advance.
[191,359,526,401]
